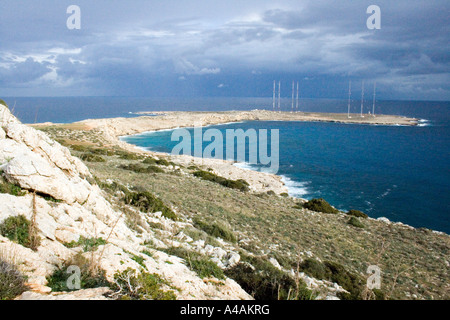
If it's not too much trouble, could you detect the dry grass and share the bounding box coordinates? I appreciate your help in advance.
[40,127,450,300]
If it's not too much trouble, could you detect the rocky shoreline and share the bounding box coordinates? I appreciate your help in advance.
[2,102,448,300]
[34,110,417,196]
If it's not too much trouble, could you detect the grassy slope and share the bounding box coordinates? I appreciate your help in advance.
[37,125,450,300]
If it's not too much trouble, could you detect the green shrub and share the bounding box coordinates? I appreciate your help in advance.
[372,288,385,300]
[280,192,289,197]
[0,176,26,197]
[293,202,304,209]
[46,254,110,292]
[303,198,339,214]
[193,218,236,243]
[70,145,94,153]
[80,153,106,163]
[346,209,368,219]
[90,148,115,156]
[347,216,365,228]
[0,99,8,108]
[299,258,363,300]
[190,258,225,280]
[298,258,328,279]
[124,191,177,221]
[141,250,154,258]
[0,259,28,300]
[41,194,63,203]
[0,215,40,250]
[155,159,170,166]
[225,255,315,300]
[162,247,225,280]
[65,236,107,252]
[193,170,249,192]
[142,157,157,165]
[115,151,144,160]
[111,268,176,300]
[95,179,130,195]
[96,179,177,221]
[120,163,164,174]
[130,254,146,268]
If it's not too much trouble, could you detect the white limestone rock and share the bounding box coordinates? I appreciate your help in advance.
[225,252,240,268]
[4,122,91,178]
[269,257,282,270]
[377,217,391,224]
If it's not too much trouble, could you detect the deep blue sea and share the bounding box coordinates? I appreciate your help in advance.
[5,97,449,233]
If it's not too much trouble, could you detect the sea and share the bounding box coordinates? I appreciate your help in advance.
[4,96,449,233]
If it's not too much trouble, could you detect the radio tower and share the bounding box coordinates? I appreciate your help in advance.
[296,81,299,112]
[272,80,276,112]
[372,82,376,117]
[291,81,295,112]
[347,80,352,118]
[360,80,365,118]
[278,81,281,112]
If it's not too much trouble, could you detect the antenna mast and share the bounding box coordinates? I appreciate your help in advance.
[291,81,294,112]
[296,81,299,112]
[348,80,352,118]
[372,82,376,117]
[273,80,276,112]
[278,81,281,112]
[360,80,365,118]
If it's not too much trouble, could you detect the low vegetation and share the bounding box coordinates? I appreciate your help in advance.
[0,175,26,197]
[111,268,176,300]
[346,209,368,219]
[193,218,237,243]
[46,253,110,292]
[193,170,249,192]
[299,258,364,300]
[0,99,8,108]
[64,236,107,252]
[124,191,177,221]
[225,254,315,300]
[162,247,225,280]
[116,151,145,160]
[80,153,106,163]
[347,216,366,229]
[0,259,28,300]
[37,129,450,300]
[0,215,40,250]
[120,163,164,174]
[303,198,339,214]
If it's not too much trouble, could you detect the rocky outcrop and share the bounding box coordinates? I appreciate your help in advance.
[0,102,252,300]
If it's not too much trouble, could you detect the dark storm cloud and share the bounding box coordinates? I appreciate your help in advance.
[0,0,448,100]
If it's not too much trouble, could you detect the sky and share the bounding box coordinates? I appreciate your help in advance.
[0,0,449,100]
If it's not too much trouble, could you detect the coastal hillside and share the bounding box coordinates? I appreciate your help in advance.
[0,102,252,300]
[1,101,449,300]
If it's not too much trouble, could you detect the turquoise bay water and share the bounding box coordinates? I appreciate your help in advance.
[123,120,450,233]
[6,97,450,233]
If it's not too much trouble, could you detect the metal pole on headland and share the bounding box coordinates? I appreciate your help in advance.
[273,80,276,112]
[296,81,299,112]
[348,80,352,118]
[291,81,294,112]
[372,82,376,117]
[278,81,281,112]
[360,80,365,118]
